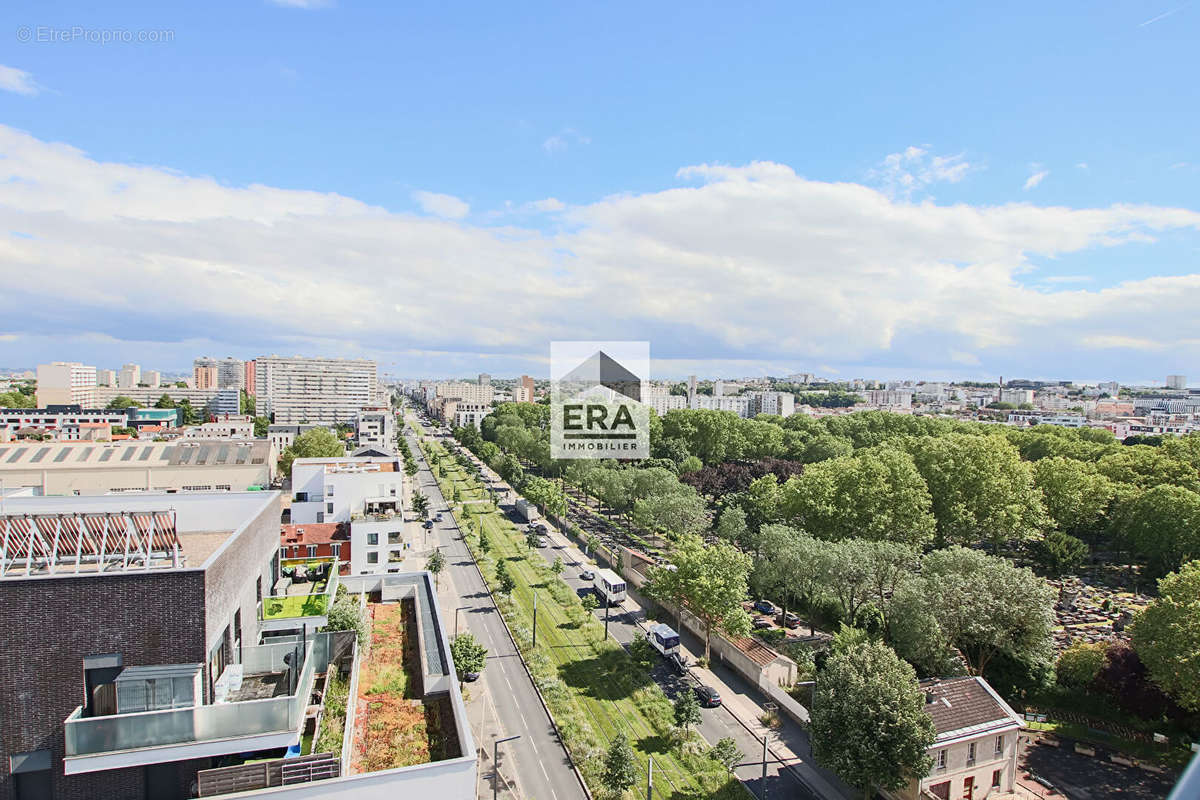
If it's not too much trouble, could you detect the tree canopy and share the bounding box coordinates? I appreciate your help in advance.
[1131,560,1200,711]
[811,640,935,799]
[278,427,345,478]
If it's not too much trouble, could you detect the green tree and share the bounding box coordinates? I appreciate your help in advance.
[908,433,1046,549]
[645,534,752,662]
[411,491,430,517]
[479,529,491,554]
[810,640,935,799]
[495,559,516,595]
[1131,560,1200,710]
[278,427,345,478]
[449,632,487,679]
[1112,484,1200,576]
[1055,641,1107,689]
[673,687,701,732]
[550,556,564,577]
[105,395,141,410]
[709,737,743,773]
[581,592,598,615]
[585,533,601,559]
[427,548,446,589]
[714,505,749,548]
[753,524,827,635]
[522,476,568,518]
[525,529,540,550]
[780,447,935,547]
[890,547,1055,678]
[322,592,368,646]
[801,432,853,464]
[253,416,270,437]
[239,389,256,416]
[632,491,708,539]
[601,733,638,798]
[0,390,35,408]
[1033,457,1115,536]
[153,393,176,409]
[1032,531,1089,578]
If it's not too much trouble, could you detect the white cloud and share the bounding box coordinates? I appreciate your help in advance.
[0,125,1199,378]
[266,0,333,8]
[1042,275,1092,284]
[0,65,40,96]
[542,128,590,155]
[411,190,469,219]
[869,146,972,199]
[1024,168,1049,190]
[1076,162,1089,170]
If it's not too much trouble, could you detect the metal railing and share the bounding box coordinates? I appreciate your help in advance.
[259,564,340,621]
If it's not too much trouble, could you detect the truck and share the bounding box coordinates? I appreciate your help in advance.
[646,622,686,673]
[514,498,540,523]
[593,568,627,606]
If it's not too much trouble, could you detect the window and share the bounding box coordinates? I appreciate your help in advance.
[327,502,334,514]
[280,547,288,561]
[992,769,1002,788]
[995,735,1004,755]
[389,549,404,562]
[367,533,379,545]
[316,512,324,523]
[388,531,402,544]
[10,750,52,800]
[326,485,334,497]
[307,545,317,558]
[331,543,341,558]
[967,741,976,765]
[366,551,379,564]
[935,749,946,770]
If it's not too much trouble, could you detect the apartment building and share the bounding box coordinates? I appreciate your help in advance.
[434,381,493,406]
[890,676,1023,800]
[747,391,796,417]
[181,415,255,440]
[279,522,350,569]
[217,358,245,392]
[0,440,272,495]
[193,358,218,390]
[96,369,117,388]
[0,492,475,800]
[117,364,141,390]
[143,370,162,389]
[35,363,97,408]
[94,386,220,409]
[211,388,240,416]
[356,408,395,450]
[0,406,127,437]
[1006,411,1087,428]
[452,402,491,430]
[866,389,914,409]
[516,374,535,402]
[1167,374,1188,390]
[267,424,327,457]
[243,360,257,396]
[689,394,751,416]
[289,457,410,575]
[255,356,378,426]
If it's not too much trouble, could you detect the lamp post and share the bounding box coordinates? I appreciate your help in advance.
[761,701,777,798]
[455,606,469,638]
[493,735,520,800]
[532,590,539,649]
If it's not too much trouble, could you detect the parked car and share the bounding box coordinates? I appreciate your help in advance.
[580,568,595,580]
[694,685,722,708]
[423,520,434,529]
[752,616,773,630]
[463,670,481,682]
[779,611,800,628]
[752,599,776,614]
[435,512,443,521]
[536,536,548,547]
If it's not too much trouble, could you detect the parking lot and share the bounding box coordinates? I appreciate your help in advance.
[1018,737,1175,800]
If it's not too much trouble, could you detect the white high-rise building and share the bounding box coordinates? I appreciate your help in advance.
[748,391,795,417]
[117,363,141,389]
[35,362,98,407]
[143,369,162,389]
[96,369,117,388]
[1167,375,1188,390]
[255,355,378,425]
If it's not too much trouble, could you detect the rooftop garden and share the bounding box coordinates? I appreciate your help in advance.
[350,601,452,773]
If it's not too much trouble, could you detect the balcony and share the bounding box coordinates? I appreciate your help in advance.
[259,558,340,630]
[63,638,324,774]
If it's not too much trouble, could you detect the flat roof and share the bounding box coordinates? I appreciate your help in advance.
[0,440,270,471]
[0,492,279,579]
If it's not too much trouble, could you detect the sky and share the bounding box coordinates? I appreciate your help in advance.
[0,1,1197,384]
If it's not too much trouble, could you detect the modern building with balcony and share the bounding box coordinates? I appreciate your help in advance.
[289,457,410,575]
[0,492,474,800]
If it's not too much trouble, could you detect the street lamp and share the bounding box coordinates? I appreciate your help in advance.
[455,606,469,638]
[532,590,539,649]
[493,734,521,800]
[761,701,778,797]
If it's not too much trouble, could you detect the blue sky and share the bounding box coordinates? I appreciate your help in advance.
[0,1,1198,382]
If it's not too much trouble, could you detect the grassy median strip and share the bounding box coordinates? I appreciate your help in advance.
[421,439,746,800]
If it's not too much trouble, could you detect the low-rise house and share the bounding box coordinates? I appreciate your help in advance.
[280,522,350,573]
[890,676,1024,800]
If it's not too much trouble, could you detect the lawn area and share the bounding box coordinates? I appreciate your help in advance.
[422,439,746,800]
[351,601,446,772]
[262,579,331,619]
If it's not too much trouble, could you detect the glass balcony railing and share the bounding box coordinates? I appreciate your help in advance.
[65,638,321,759]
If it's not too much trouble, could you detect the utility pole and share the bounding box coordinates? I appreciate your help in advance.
[493,735,520,800]
[647,754,653,800]
[605,598,611,640]
[532,590,538,649]
[762,701,777,799]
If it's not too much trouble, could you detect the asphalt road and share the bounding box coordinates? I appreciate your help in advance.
[407,429,587,800]
[410,419,819,800]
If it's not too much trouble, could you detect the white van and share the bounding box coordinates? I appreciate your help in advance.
[593,568,626,606]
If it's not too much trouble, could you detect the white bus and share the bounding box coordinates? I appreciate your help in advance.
[593,568,627,606]
[646,623,686,673]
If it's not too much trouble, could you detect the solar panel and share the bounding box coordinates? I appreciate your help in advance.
[76,447,95,461]
[99,448,115,462]
[120,448,136,461]
[30,447,51,463]
[54,448,72,463]
[138,447,154,461]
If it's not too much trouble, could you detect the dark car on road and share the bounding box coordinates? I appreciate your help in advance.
[778,611,800,628]
[694,685,722,708]
[752,599,776,614]
[752,616,773,630]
